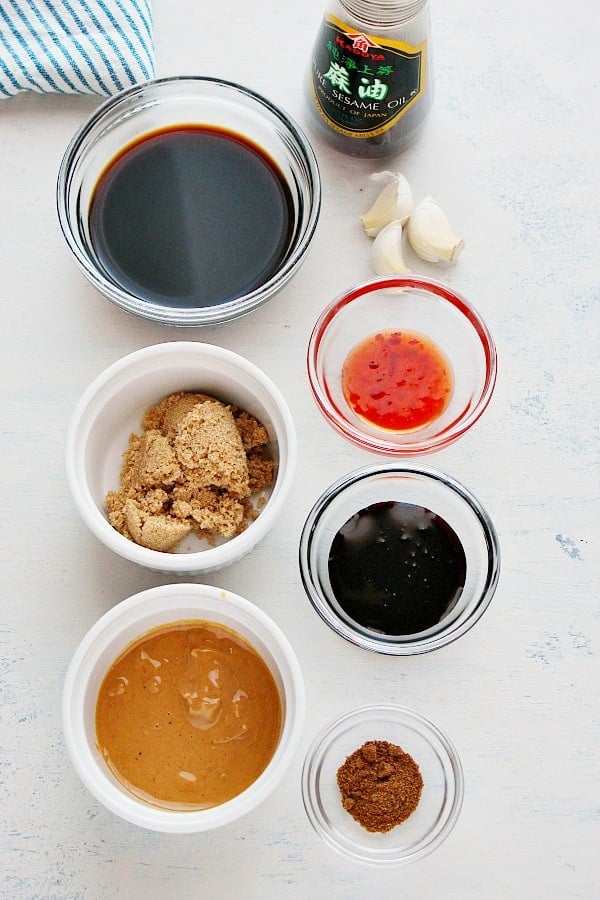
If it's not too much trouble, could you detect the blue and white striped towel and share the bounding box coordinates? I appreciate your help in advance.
[0,0,155,99]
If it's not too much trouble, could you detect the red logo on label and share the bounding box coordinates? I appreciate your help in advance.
[344,32,380,54]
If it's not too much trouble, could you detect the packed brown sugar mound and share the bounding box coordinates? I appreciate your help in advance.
[105,391,275,552]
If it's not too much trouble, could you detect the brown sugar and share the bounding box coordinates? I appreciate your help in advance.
[173,401,249,496]
[336,740,423,833]
[105,392,275,552]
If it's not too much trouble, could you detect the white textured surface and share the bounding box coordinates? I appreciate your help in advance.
[0,1,598,897]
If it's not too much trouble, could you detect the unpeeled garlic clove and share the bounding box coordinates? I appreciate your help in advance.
[371,219,411,276]
[406,194,464,263]
[361,171,413,237]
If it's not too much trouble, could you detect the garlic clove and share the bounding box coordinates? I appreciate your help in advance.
[361,171,413,237]
[406,194,464,263]
[371,219,411,276]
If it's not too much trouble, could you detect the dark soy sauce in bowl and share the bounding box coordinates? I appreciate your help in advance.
[328,500,467,636]
[88,125,294,308]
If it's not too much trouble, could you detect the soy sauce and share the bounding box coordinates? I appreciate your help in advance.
[89,125,294,308]
[328,501,467,636]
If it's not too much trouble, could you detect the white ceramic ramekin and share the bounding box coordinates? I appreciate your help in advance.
[62,583,305,832]
[64,341,297,574]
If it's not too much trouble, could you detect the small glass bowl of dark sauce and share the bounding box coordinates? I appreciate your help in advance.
[299,464,500,655]
[57,76,321,325]
[307,276,497,455]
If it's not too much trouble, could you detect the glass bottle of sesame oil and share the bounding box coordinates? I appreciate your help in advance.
[305,1,433,157]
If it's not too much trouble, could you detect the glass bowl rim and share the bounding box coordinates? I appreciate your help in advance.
[56,75,321,326]
[306,274,497,455]
[301,702,465,867]
[298,463,501,655]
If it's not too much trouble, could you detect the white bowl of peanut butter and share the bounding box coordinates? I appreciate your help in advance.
[65,342,297,573]
[63,583,305,831]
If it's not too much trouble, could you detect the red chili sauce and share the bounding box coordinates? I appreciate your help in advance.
[341,329,453,432]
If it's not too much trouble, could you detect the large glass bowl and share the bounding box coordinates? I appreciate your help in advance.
[57,76,320,325]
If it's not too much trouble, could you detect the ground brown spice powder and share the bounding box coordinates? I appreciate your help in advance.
[336,740,423,833]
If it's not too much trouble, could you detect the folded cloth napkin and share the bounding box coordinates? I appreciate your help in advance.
[0,0,155,98]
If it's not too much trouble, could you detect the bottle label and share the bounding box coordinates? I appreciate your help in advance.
[310,14,426,139]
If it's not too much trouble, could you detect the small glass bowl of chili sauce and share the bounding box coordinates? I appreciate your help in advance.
[307,276,497,455]
[299,464,500,655]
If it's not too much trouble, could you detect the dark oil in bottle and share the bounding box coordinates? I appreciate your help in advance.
[88,125,294,308]
[328,501,467,635]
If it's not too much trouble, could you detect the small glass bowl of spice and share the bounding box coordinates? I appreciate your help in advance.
[302,705,464,866]
[307,275,497,455]
[299,463,500,654]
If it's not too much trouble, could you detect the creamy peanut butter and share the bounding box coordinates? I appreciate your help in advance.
[95,622,282,809]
